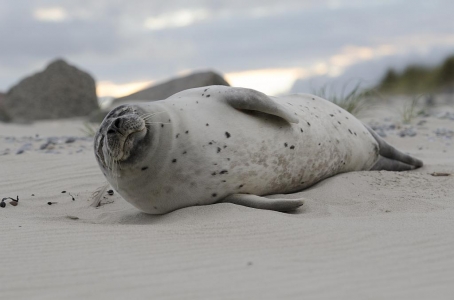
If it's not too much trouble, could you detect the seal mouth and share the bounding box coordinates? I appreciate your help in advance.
[117,126,147,161]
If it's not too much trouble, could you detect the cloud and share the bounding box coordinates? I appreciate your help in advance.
[144,9,210,31]
[33,7,68,22]
[1,0,454,96]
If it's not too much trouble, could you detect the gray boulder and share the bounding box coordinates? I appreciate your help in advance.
[111,70,229,107]
[0,92,11,122]
[4,59,98,122]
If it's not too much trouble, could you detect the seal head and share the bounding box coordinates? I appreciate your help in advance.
[95,105,149,173]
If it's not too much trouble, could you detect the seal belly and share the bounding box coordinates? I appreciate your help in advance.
[154,94,378,207]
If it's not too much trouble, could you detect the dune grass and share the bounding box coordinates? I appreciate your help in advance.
[400,95,424,124]
[311,82,377,116]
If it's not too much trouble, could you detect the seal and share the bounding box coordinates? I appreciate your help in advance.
[94,86,423,214]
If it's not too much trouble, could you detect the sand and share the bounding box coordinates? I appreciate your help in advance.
[1,101,454,299]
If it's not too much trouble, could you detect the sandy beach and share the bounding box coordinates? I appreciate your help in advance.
[1,99,454,299]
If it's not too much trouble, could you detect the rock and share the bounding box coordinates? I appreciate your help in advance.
[0,92,11,122]
[65,137,76,144]
[3,59,99,122]
[434,128,454,138]
[399,127,417,137]
[88,109,110,123]
[435,111,454,120]
[111,71,229,107]
[16,143,32,154]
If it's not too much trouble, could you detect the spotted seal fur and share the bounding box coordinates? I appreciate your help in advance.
[94,86,423,214]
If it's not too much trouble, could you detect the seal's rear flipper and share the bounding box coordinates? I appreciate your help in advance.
[222,87,299,124]
[370,156,416,171]
[363,124,423,170]
[221,194,304,212]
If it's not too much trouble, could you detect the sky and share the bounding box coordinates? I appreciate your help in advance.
[1,0,454,98]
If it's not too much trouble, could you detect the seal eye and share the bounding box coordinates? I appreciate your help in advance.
[114,119,121,128]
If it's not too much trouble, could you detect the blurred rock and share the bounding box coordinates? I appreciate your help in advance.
[88,109,110,123]
[434,128,454,138]
[399,127,417,137]
[3,59,99,122]
[0,92,12,122]
[111,71,229,107]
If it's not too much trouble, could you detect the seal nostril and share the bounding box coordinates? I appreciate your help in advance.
[114,119,121,128]
[107,129,115,134]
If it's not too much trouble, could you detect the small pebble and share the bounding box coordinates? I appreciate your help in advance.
[107,190,114,196]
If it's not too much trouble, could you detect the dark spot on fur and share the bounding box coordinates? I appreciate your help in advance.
[338,121,341,124]
[312,98,315,100]
[172,159,177,163]
[206,123,209,126]
[217,147,221,153]
[204,88,208,92]
[290,145,295,149]
[222,180,226,183]
[185,131,189,134]
[176,134,179,138]
[183,151,187,154]
[202,94,204,96]
[223,145,227,149]
[212,193,217,197]
[212,172,217,176]
[354,132,357,136]
[346,117,349,119]
[196,101,199,104]
[209,142,213,145]
[220,170,228,174]
[330,114,334,117]
[307,122,311,126]
[153,206,158,210]
[300,128,304,133]
[225,132,231,138]
[284,143,288,147]
[141,166,148,171]
[301,182,305,185]
[206,95,211,98]
[161,124,164,128]
[318,143,321,146]
[227,158,230,161]
[348,129,352,134]
[239,184,244,188]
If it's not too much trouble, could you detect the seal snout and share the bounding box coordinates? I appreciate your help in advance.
[105,114,147,161]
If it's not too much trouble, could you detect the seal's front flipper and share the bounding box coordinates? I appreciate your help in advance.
[221,194,304,212]
[222,87,299,124]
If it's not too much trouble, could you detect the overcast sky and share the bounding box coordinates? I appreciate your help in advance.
[1,0,453,97]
